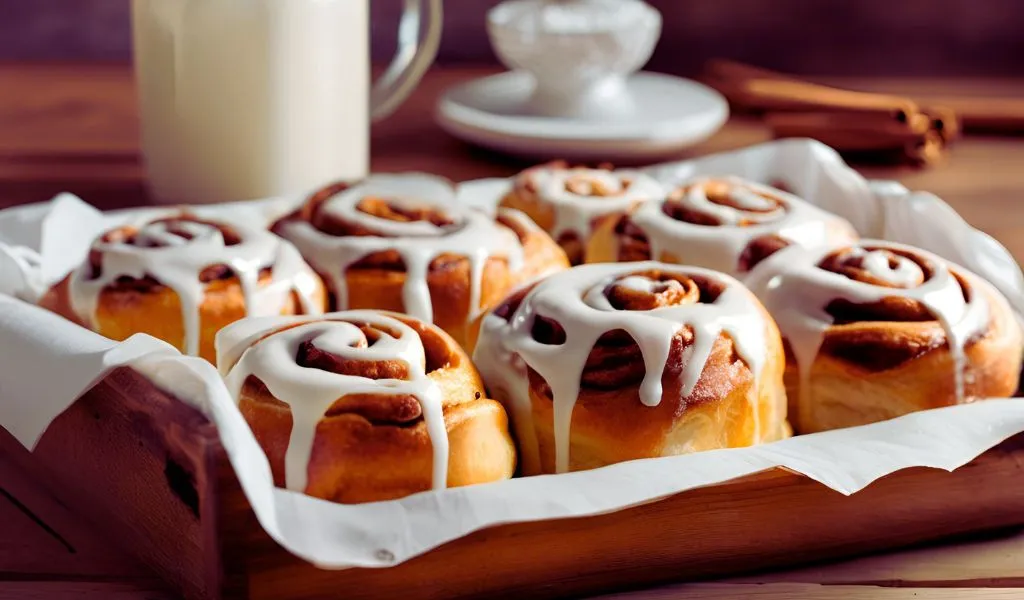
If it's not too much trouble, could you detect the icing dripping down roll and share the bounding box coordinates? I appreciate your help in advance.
[216,310,517,503]
[40,213,326,363]
[501,161,666,264]
[587,176,858,275]
[473,262,789,475]
[273,174,569,352]
[745,240,1022,434]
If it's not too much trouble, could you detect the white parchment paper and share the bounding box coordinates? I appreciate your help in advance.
[1,139,1022,569]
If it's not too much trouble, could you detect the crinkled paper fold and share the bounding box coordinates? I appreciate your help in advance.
[1,139,1021,569]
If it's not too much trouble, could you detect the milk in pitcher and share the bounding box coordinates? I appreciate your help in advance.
[132,0,369,204]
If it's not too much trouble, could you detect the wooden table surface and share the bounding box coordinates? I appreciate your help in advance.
[3,64,1024,599]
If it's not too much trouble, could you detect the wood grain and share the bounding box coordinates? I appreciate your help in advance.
[0,368,225,599]
[0,458,155,580]
[0,582,174,600]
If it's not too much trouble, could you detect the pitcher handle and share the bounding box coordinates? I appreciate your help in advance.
[370,0,443,122]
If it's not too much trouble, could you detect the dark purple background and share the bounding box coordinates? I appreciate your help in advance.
[2,0,1023,76]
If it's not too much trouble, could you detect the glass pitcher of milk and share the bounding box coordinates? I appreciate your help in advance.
[132,0,442,205]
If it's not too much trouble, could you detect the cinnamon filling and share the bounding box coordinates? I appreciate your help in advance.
[556,231,586,265]
[528,271,720,391]
[737,235,792,273]
[312,200,457,239]
[492,284,534,323]
[245,314,463,426]
[289,321,434,425]
[393,314,460,373]
[818,329,947,371]
[663,181,785,226]
[563,173,632,197]
[355,196,454,228]
[819,247,941,323]
[612,216,653,262]
[604,275,701,311]
[86,216,267,289]
[296,327,410,380]
[814,247,978,370]
[243,375,424,427]
[519,160,628,198]
[819,247,931,288]
[99,216,242,248]
[345,250,465,273]
[277,180,496,275]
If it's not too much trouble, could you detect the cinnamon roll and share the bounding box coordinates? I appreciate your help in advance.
[474,262,788,475]
[272,175,568,352]
[217,310,516,503]
[746,241,1022,434]
[500,161,665,265]
[587,176,858,275]
[39,214,325,363]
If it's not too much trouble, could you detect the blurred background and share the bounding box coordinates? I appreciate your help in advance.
[2,0,1022,76]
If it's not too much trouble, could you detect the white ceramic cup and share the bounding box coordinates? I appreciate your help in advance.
[488,0,660,121]
[131,0,442,205]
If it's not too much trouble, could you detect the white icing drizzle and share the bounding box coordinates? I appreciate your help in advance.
[277,175,526,324]
[745,241,990,405]
[68,215,322,356]
[515,164,665,241]
[473,262,768,473]
[221,311,448,492]
[859,248,922,287]
[628,176,857,276]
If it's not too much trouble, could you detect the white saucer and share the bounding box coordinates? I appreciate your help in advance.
[435,71,729,162]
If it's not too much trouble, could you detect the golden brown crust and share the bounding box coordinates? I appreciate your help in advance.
[273,183,568,352]
[38,214,329,363]
[500,161,643,266]
[785,264,1022,434]
[39,271,327,364]
[810,247,982,373]
[236,314,516,503]
[489,271,789,474]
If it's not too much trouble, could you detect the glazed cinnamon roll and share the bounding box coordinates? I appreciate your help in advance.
[587,176,858,275]
[500,161,665,264]
[272,175,568,352]
[217,310,516,503]
[39,214,326,362]
[474,262,788,475]
[746,241,1022,434]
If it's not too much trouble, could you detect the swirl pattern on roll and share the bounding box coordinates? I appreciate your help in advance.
[273,174,532,326]
[219,311,450,493]
[745,241,991,403]
[502,161,665,264]
[474,262,774,473]
[591,176,858,275]
[68,214,322,356]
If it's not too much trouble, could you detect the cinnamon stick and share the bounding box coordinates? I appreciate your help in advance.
[766,110,944,166]
[732,77,919,120]
[705,59,967,139]
[925,98,1024,135]
[705,59,955,165]
[765,111,931,150]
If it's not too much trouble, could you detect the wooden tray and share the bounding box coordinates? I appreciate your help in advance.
[3,367,1024,600]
